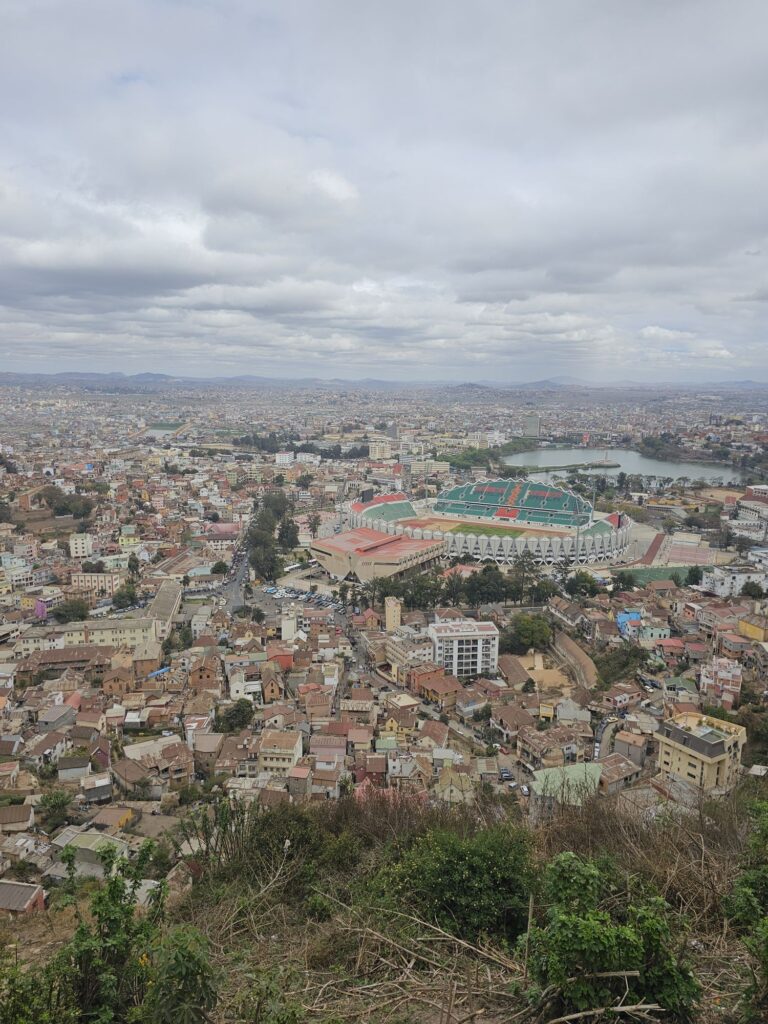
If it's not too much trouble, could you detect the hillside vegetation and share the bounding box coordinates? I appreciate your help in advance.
[4,785,768,1024]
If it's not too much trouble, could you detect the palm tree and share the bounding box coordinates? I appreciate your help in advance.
[362,577,383,610]
[308,512,322,538]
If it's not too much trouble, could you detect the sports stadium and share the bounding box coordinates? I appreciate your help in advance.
[346,480,631,566]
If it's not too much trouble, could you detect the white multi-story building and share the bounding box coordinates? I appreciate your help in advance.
[427,619,499,678]
[275,451,295,467]
[701,564,767,598]
[368,438,393,460]
[69,533,94,559]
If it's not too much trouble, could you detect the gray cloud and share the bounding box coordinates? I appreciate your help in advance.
[1,0,768,381]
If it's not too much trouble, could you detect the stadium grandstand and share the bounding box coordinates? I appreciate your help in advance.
[350,493,416,522]
[346,480,631,566]
[433,479,591,527]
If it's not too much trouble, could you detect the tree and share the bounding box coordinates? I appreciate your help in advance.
[613,570,637,591]
[211,560,228,575]
[743,580,764,599]
[500,613,552,654]
[38,788,72,829]
[508,550,541,604]
[252,607,266,624]
[529,578,559,604]
[112,582,137,609]
[81,559,105,574]
[402,572,444,610]
[277,517,299,551]
[127,552,140,578]
[686,565,703,586]
[565,570,599,598]
[594,643,649,685]
[297,473,314,489]
[465,564,506,607]
[362,576,384,610]
[736,535,755,556]
[443,572,465,607]
[40,484,93,519]
[0,501,11,524]
[53,598,89,623]
[249,545,283,582]
[217,698,255,733]
[307,511,322,538]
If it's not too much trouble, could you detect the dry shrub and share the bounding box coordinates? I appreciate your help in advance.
[537,787,754,927]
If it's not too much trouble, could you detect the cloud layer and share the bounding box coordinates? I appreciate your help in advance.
[1,0,767,381]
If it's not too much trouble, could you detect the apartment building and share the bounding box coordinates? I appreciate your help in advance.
[70,572,124,598]
[59,618,157,647]
[69,533,94,559]
[257,730,303,776]
[701,564,766,598]
[367,437,393,460]
[656,712,746,793]
[427,619,499,678]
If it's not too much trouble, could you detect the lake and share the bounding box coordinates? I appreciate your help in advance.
[502,447,747,484]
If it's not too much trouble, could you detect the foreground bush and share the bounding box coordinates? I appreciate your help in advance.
[524,853,699,1022]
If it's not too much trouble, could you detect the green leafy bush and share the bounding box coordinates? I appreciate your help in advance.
[378,824,533,942]
[523,853,699,1022]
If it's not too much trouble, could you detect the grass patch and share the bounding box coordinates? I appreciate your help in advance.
[443,521,525,537]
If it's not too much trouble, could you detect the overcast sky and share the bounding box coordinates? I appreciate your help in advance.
[1,1,767,382]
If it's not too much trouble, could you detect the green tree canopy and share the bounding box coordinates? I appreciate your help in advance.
[500,613,552,654]
[380,825,533,943]
[217,698,255,733]
[52,598,90,623]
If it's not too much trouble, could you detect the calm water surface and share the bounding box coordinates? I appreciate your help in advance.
[502,447,747,484]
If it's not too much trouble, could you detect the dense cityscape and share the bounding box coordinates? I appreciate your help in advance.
[4,0,768,1021]
[1,374,768,1021]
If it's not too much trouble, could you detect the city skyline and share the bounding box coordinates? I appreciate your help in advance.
[2,2,768,381]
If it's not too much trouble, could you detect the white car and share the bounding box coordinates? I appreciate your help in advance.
[520,785,530,797]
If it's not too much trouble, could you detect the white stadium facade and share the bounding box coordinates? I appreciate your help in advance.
[347,479,632,566]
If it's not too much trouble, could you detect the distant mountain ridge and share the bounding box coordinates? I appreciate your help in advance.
[0,370,766,392]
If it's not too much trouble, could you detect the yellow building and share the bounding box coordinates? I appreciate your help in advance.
[657,712,746,793]
[59,618,157,647]
[385,595,402,633]
[738,615,768,643]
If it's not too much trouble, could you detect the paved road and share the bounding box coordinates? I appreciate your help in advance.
[219,555,250,613]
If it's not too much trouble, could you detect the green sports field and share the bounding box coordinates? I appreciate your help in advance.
[442,522,526,537]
